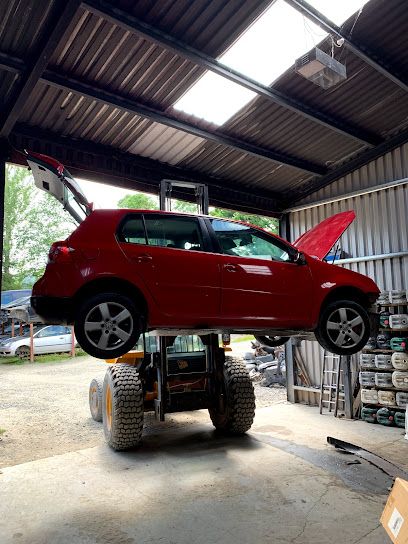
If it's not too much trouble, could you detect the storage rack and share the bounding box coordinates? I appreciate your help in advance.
[359,291,407,424]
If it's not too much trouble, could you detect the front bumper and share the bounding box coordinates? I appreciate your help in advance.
[31,296,73,325]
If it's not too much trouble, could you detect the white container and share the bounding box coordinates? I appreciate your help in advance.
[378,390,396,406]
[392,371,408,390]
[389,314,408,330]
[361,389,378,404]
[375,372,394,388]
[378,291,390,305]
[360,353,376,369]
[359,371,376,386]
[391,352,408,371]
[389,290,407,305]
[375,354,393,370]
[396,391,408,408]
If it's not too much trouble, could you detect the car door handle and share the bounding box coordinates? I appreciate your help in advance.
[224,263,237,272]
[137,253,152,263]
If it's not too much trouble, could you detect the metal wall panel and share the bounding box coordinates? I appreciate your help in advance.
[288,142,408,405]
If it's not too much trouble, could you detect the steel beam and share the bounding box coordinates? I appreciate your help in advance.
[40,69,326,175]
[290,125,408,201]
[0,0,82,138]
[82,0,380,147]
[286,0,408,93]
[10,125,284,217]
[0,143,8,291]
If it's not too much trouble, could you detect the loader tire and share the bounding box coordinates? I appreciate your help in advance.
[102,364,144,451]
[209,356,255,434]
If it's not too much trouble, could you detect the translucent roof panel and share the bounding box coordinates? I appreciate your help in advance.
[173,0,369,126]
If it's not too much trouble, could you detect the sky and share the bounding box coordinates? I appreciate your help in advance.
[76,0,369,208]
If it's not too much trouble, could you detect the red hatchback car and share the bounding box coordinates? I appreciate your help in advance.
[28,152,380,359]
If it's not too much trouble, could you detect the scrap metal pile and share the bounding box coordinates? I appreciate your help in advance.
[243,340,286,387]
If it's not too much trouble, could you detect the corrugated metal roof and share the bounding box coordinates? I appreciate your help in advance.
[2,0,408,212]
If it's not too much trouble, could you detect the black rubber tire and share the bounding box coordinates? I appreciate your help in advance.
[89,377,103,422]
[315,299,370,356]
[102,364,144,451]
[16,346,30,359]
[209,356,255,434]
[74,292,142,359]
[254,335,289,347]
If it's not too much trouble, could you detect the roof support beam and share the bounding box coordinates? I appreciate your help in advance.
[82,0,380,147]
[0,0,82,139]
[289,125,408,202]
[40,69,326,175]
[286,0,408,93]
[10,124,284,217]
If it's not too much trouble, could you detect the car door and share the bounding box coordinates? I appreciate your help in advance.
[34,325,70,354]
[209,218,314,328]
[117,213,221,325]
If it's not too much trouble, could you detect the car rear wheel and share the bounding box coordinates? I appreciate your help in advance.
[16,346,30,359]
[75,292,142,359]
[254,335,289,347]
[315,299,370,355]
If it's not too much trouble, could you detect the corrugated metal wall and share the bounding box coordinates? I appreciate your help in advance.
[288,143,408,405]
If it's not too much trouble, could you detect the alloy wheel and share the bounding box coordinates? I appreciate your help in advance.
[326,307,366,349]
[84,302,133,351]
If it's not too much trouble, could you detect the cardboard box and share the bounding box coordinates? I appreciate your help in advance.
[381,478,408,543]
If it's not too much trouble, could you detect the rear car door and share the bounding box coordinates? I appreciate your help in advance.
[34,325,71,354]
[209,219,314,328]
[117,214,221,325]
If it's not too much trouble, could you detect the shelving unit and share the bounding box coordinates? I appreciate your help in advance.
[359,291,408,426]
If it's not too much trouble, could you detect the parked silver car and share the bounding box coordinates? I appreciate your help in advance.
[0,325,74,358]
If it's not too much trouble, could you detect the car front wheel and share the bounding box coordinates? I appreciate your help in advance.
[315,299,370,355]
[75,292,142,359]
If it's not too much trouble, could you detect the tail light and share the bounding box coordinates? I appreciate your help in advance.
[48,241,75,263]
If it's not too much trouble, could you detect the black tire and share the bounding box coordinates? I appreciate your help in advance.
[209,356,255,434]
[16,346,30,359]
[89,377,103,422]
[254,335,289,347]
[315,299,370,356]
[74,292,142,359]
[102,364,144,451]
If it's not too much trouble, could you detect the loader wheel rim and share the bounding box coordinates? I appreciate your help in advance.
[105,384,112,432]
[326,307,366,348]
[84,301,133,351]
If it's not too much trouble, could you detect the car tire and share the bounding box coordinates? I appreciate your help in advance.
[209,356,255,434]
[315,299,370,356]
[254,335,289,347]
[16,346,30,359]
[89,377,103,422]
[75,292,142,359]
[102,364,144,451]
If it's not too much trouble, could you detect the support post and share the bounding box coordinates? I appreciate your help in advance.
[0,154,5,294]
[29,322,34,363]
[11,319,14,337]
[341,356,353,419]
[285,340,296,403]
[70,325,75,357]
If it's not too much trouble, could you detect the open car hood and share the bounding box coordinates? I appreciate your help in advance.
[293,211,355,260]
[25,151,92,224]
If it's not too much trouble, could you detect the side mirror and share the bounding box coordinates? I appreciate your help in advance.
[293,251,307,265]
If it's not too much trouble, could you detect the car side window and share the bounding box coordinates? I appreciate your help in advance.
[144,216,204,251]
[118,216,147,245]
[211,219,291,262]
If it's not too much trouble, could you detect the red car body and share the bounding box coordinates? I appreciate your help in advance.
[27,151,380,357]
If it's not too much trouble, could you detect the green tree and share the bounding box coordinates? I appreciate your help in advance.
[117,193,159,210]
[2,166,76,290]
[210,208,278,233]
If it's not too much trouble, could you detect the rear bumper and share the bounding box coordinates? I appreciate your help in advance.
[31,296,73,325]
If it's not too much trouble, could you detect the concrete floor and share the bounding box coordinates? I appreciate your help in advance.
[1,401,407,544]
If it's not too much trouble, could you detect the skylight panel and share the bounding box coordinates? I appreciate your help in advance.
[173,0,368,126]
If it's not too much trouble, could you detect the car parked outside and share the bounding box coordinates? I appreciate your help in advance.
[0,325,74,358]
[1,290,31,307]
[27,152,380,359]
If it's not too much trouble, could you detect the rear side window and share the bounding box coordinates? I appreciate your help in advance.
[118,216,147,245]
[144,216,203,251]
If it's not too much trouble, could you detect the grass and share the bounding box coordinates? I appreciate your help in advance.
[0,428,6,435]
[231,334,255,343]
[0,348,87,365]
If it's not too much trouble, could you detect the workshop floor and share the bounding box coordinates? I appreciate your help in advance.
[1,358,406,544]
